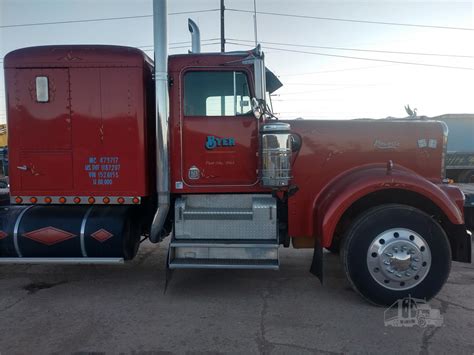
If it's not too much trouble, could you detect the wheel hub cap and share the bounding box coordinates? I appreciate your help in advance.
[367,228,432,290]
[389,251,411,271]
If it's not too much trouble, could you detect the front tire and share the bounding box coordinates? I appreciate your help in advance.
[341,204,451,306]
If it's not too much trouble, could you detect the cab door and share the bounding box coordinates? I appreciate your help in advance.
[180,69,258,187]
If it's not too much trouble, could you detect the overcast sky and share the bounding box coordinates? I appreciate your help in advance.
[1,0,473,122]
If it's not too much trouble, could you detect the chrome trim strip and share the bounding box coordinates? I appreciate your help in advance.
[169,263,279,270]
[13,206,33,257]
[233,71,237,115]
[80,206,94,257]
[0,257,124,264]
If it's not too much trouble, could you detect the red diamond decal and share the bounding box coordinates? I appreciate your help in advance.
[22,227,76,246]
[0,230,7,240]
[91,229,113,243]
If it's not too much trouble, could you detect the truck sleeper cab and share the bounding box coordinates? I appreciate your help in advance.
[0,2,471,306]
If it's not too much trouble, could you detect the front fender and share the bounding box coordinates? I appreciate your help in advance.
[314,163,464,248]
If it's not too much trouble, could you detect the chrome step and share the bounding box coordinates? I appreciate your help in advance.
[169,258,279,270]
[170,239,279,264]
[175,194,277,240]
[168,238,279,270]
[170,194,280,270]
[170,239,278,248]
[182,208,253,220]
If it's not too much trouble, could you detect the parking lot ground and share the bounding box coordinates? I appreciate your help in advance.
[1,240,473,354]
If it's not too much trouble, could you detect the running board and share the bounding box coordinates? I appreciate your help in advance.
[170,239,279,248]
[0,257,124,264]
[168,238,279,270]
[170,194,280,270]
[169,258,279,270]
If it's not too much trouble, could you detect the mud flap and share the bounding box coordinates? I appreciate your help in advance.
[446,221,472,263]
[164,246,174,294]
[310,237,324,283]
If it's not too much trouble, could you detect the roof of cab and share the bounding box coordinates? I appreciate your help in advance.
[169,50,283,93]
[4,45,153,69]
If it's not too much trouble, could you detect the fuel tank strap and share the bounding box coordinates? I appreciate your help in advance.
[80,206,94,257]
[13,206,34,257]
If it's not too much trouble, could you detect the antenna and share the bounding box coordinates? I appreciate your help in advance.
[253,0,258,46]
[220,0,225,52]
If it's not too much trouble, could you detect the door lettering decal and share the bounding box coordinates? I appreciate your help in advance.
[205,136,235,150]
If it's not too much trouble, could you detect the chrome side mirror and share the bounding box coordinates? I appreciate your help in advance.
[252,98,265,119]
[253,45,266,102]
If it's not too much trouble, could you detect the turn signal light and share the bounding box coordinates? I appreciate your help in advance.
[132,197,140,204]
[15,196,23,204]
[59,197,66,204]
[88,197,95,204]
[44,197,52,204]
[30,197,37,204]
[103,197,110,204]
[73,197,81,204]
[117,197,125,204]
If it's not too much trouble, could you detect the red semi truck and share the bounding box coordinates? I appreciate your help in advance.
[0,1,471,305]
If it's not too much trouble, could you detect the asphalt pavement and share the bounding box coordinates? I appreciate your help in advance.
[0,240,473,354]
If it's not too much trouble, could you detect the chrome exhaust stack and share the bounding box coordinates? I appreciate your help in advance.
[150,0,170,243]
[188,19,201,53]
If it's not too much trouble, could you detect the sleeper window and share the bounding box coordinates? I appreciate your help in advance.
[35,76,49,103]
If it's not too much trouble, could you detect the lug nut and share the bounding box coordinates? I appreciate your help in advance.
[411,265,418,271]
[395,273,402,278]
[384,252,393,257]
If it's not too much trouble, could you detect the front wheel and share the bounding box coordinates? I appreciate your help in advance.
[341,204,451,306]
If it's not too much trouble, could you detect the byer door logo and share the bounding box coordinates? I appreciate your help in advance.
[205,136,235,150]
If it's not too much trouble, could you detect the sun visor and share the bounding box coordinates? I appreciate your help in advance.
[266,68,283,93]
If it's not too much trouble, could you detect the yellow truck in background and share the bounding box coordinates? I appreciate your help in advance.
[0,124,7,147]
[0,124,8,183]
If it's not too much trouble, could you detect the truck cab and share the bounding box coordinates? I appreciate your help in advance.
[0,0,471,306]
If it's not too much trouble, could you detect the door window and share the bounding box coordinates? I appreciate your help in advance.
[184,71,251,116]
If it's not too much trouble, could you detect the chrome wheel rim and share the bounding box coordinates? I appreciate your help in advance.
[367,228,432,291]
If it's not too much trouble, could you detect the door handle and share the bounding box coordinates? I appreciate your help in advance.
[17,165,28,171]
